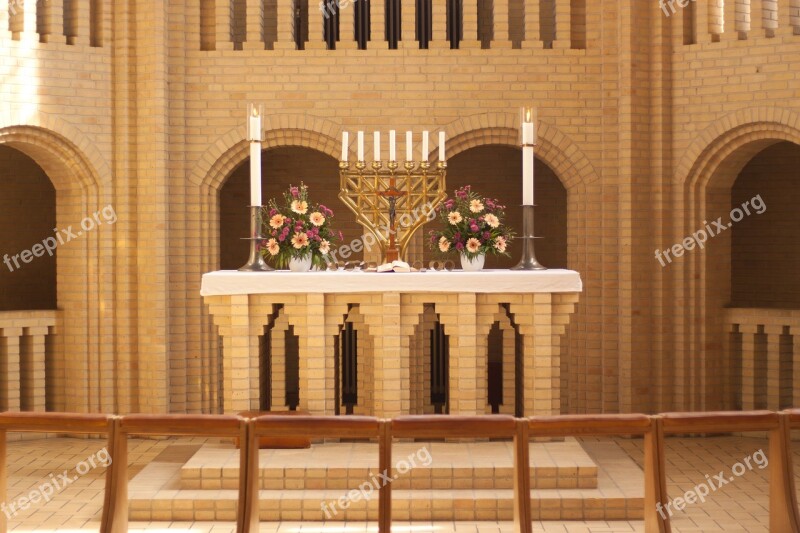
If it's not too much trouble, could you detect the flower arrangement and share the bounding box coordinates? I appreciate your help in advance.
[428,185,514,260]
[260,183,341,269]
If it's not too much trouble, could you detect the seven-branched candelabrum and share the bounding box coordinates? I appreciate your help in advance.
[427,186,515,260]
[260,183,342,270]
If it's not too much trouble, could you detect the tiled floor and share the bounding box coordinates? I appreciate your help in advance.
[3,434,798,532]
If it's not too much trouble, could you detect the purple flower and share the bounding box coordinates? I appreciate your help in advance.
[306,230,314,238]
[455,242,465,251]
[486,200,496,210]
[269,209,278,217]
[278,234,286,242]
[445,199,455,210]
[483,231,491,240]
[456,190,467,200]
[454,232,462,241]
[470,223,479,233]
[290,186,300,198]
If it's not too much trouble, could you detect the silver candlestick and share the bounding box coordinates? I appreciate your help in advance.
[511,204,546,270]
[239,205,274,272]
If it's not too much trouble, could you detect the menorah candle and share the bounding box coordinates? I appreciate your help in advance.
[374,131,381,161]
[439,131,446,161]
[389,130,396,161]
[342,131,349,162]
[422,131,429,161]
[357,131,364,161]
[406,131,413,161]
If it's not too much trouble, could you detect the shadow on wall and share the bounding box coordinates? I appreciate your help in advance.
[731,141,800,309]
[0,146,57,310]
[220,146,363,269]
[427,144,568,270]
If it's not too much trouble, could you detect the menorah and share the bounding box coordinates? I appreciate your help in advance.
[338,131,447,263]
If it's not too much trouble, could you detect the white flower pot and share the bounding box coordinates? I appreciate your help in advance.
[460,254,485,272]
[289,256,313,272]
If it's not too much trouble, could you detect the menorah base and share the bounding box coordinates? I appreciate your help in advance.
[384,247,400,263]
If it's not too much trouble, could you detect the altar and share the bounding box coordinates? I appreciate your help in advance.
[201,270,581,417]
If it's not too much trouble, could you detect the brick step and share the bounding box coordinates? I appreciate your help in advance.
[180,439,598,491]
[129,441,643,523]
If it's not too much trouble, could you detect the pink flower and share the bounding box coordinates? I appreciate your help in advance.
[484,213,500,228]
[290,186,300,198]
[494,236,507,253]
[469,199,484,213]
[438,237,451,253]
[466,238,481,253]
[320,239,331,254]
[266,238,280,256]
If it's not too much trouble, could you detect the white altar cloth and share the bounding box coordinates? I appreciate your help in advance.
[200,269,582,296]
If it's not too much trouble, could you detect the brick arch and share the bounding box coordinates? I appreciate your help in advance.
[674,107,800,412]
[443,112,599,191]
[190,114,342,190]
[0,122,112,415]
[677,106,800,189]
[0,123,108,191]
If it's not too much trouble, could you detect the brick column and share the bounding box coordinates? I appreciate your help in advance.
[371,293,405,417]
[740,324,757,411]
[522,0,542,48]
[0,329,22,412]
[338,0,358,48]
[370,0,388,48]
[22,0,37,41]
[400,0,416,48]
[68,0,90,45]
[765,326,782,411]
[460,0,479,47]
[20,327,47,412]
[722,0,738,39]
[216,0,234,49]
[735,0,749,33]
[307,0,327,49]
[791,0,800,32]
[223,295,253,413]
[492,0,512,48]
[244,0,265,49]
[431,0,448,47]
[298,294,328,414]
[762,0,779,33]
[447,294,479,414]
[553,0,570,48]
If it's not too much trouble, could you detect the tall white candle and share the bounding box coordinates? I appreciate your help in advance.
[357,131,364,161]
[374,131,381,161]
[422,131,429,161]
[522,146,534,206]
[389,130,396,161]
[406,131,413,161]
[342,131,349,162]
[439,131,446,161]
[250,142,262,206]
